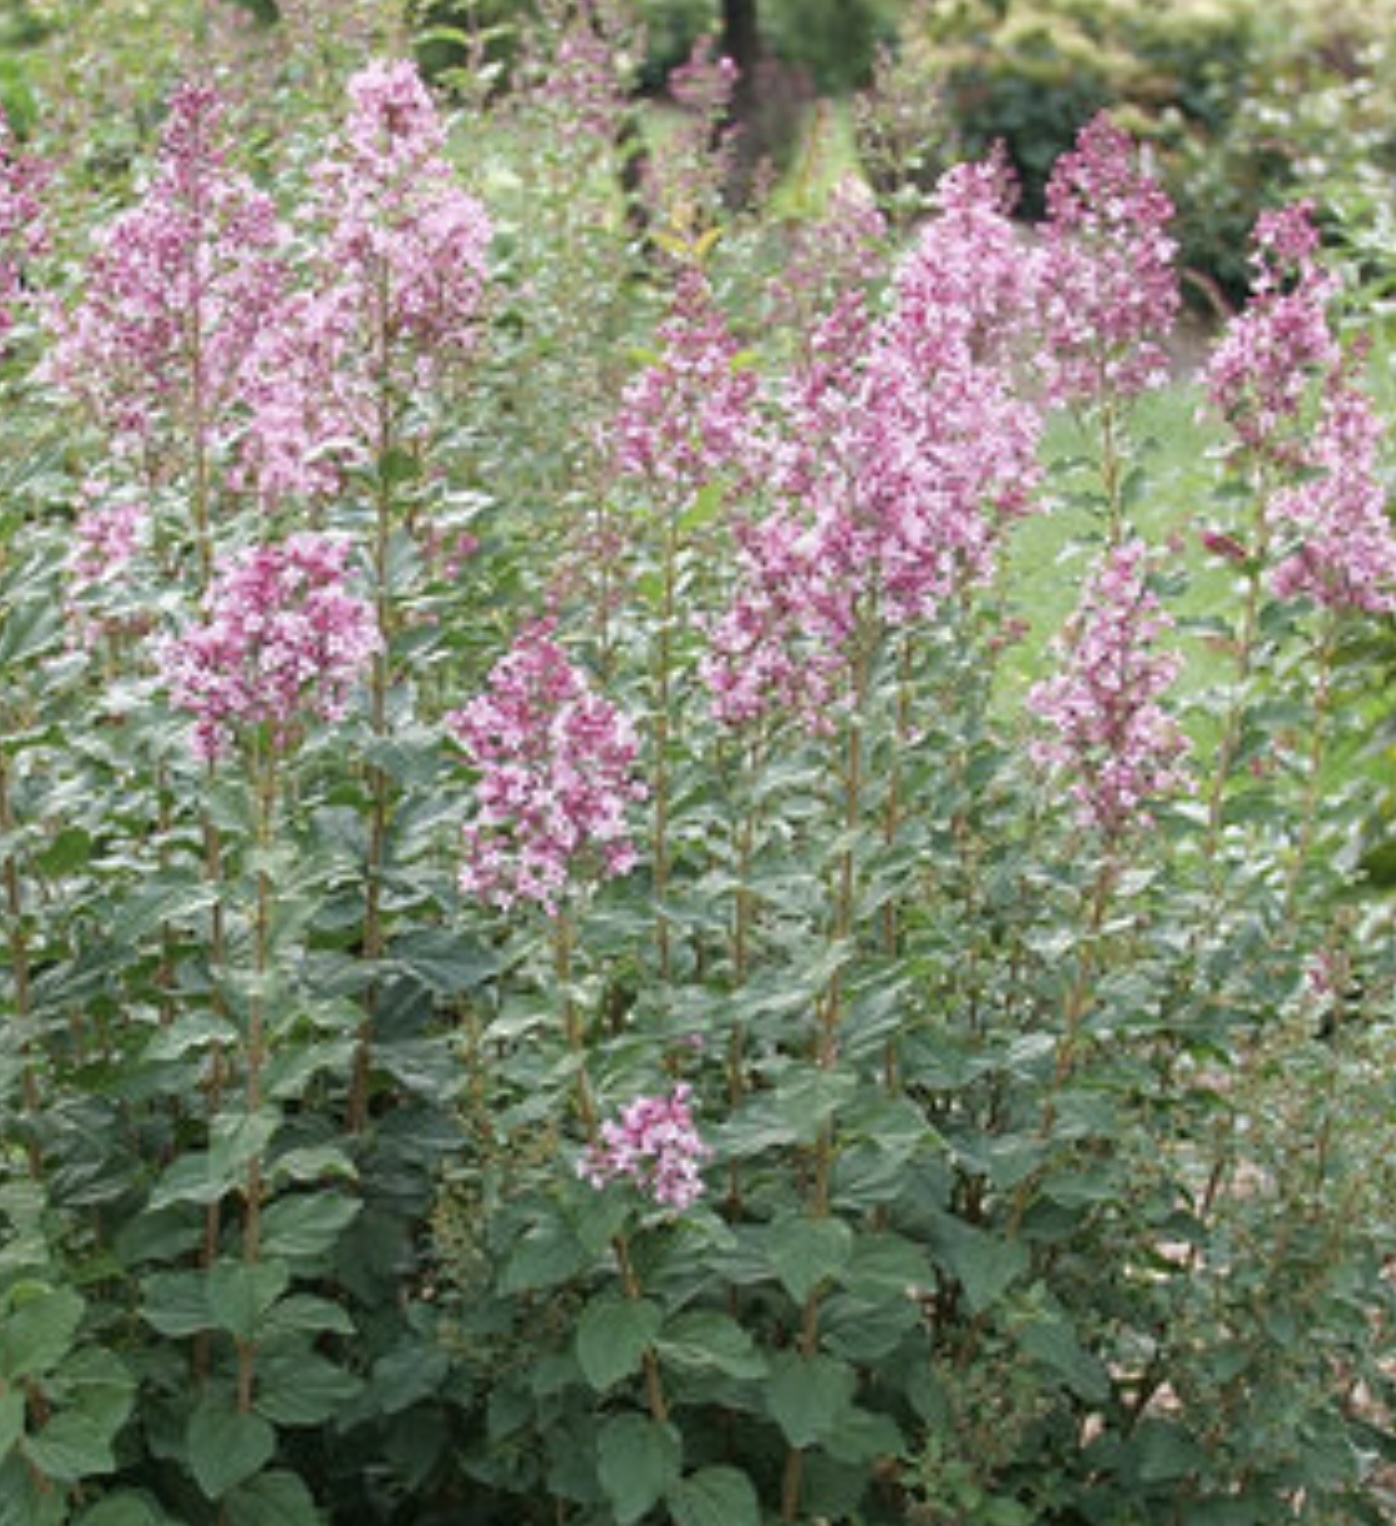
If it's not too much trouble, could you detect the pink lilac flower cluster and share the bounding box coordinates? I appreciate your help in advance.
[535,3,632,146]
[63,488,148,648]
[1204,201,1340,461]
[702,150,1045,730]
[1035,111,1179,406]
[240,60,490,508]
[1206,202,1396,612]
[613,265,759,498]
[1269,356,1396,614]
[645,37,740,218]
[66,491,144,597]
[49,81,286,454]
[579,1083,711,1211]
[446,625,645,914]
[896,147,1033,369]
[0,109,47,345]
[159,533,380,761]
[1028,538,1189,837]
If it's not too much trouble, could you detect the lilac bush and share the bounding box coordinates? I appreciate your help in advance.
[2,21,1396,1526]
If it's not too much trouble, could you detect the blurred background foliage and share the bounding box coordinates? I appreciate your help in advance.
[2,0,1396,300]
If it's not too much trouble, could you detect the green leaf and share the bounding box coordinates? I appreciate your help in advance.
[1019,1313,1111,1404]
[260,1294,355,1339]
[141,1271,213,1337]
[255,1349,363,1427]
[666,1466,761,1526]
[824,1406,905,1466]
[75,1494,179,1526]
[499,1215,589,1294]
[597,1414,681,1525]
[260,1194,361,1264]
[187,1401,276,1500]
[575,1295,661,1392]
[841,1233,933,1300]
[929,1217,1029,1314]
[0,1391,22,1460]
[225,1470,322,1526]
[391,929,498,995]
[766,1351,856,1447]
[208,1260,291,1342]
[21,1411,116,1482]
[765,1217,853,1304]
[59,1348,135,1436]
[656,1310,768,1380]
[0,1285,84,1381]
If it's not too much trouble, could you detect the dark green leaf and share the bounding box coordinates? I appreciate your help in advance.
[22,1412,116,1482]
[141,1272,213,1338]
[667,1466,760,1526]
[187,1401,276,1500]
[225,1470,322,1526]
[0,1285,83,1382]
[766,1351,856,1447]
[576,1295,661,1392]
[929,1218,1029,1314]
[597,1414,681,1526]
[208,1260,291,1342]
[0,1391,22,1459]
[656,1310,768,1380]
[765,1217,853,1304]
[260,1194,361,1264]
[255,1350,363,1427]
[75,1494,179,1526]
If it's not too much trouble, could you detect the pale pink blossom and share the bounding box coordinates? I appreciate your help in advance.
[1269,362,1396,613]
[0,108,47,344]
[159,534,380,760]
[447,625,645,914]
[1028,539,1189,836]
[580,1083,711,1210]
[240,60,490,509]
[613,265,758,498]
[1204,201,1340,461]
[49,80,287,456]
[1036,112,1180,405]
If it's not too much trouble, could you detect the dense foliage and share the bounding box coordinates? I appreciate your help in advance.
[1,5,1396,1526]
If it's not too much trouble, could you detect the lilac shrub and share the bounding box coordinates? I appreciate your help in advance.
[4,37,1396,1526]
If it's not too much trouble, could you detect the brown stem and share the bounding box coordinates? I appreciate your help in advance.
[349,273,397,1135]
[237,739,277,1414]
[0,755,41,1180]
[1283,613,1339,921]
[652,509,681,983]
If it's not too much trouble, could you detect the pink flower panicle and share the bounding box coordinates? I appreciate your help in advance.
[580,1083,711,1211]
[159,533,380,761]
[63,488,149,649]
[703,150,1047,729]
[66,492,144,598]
[0,109,48,344]
[700,510,844,731]
[1036,112,1180,405]
[666,38,739,117]
[1205,202,1396,612]
[1269,360,1396,614]
[240,61,490,509]
[895,147,1031,367]
[1204,201,1340,460]
[1028,539,1189,836]
[49,80,286,451]
[447,625,645,914]
[613,266,758,497]
[321,59,491,358]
